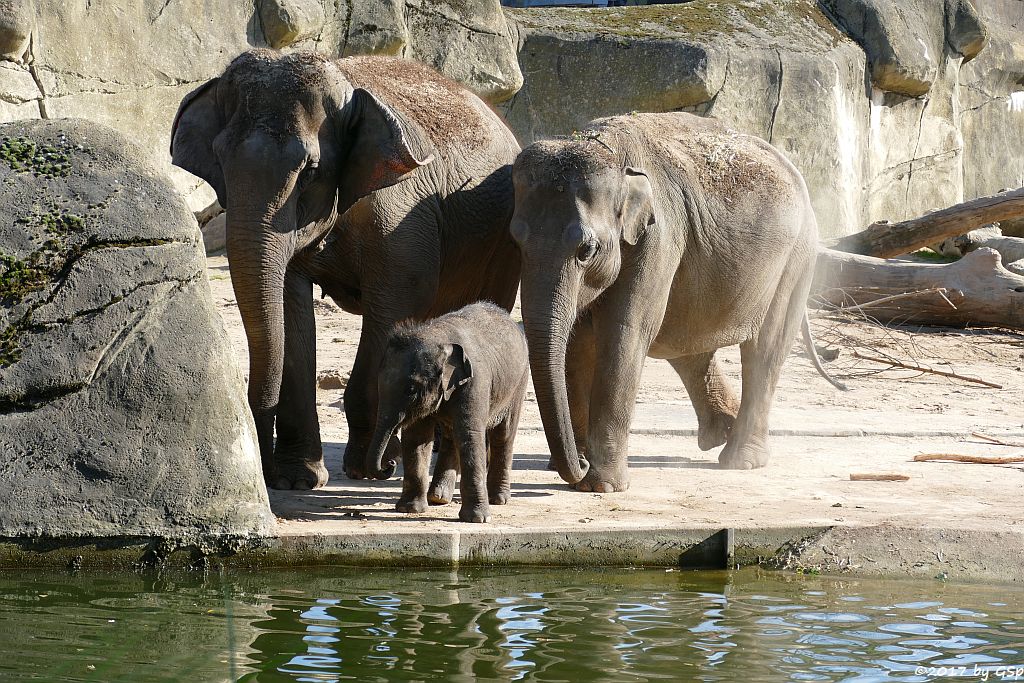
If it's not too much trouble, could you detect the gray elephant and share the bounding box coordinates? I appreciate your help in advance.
[170,50,520,490]
[512,112,836,493]
[366,302,528,523]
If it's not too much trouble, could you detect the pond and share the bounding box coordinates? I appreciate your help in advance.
[0,567,1021,682]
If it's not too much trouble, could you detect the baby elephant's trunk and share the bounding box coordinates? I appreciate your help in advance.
[366,420,398,480]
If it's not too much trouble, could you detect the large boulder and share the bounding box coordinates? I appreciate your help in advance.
[502,0,1024,238]
[0,118,272,539]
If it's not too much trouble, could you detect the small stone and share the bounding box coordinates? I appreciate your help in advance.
[317,369,347,390]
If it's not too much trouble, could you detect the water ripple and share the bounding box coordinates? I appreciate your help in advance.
[0,569,1021,682]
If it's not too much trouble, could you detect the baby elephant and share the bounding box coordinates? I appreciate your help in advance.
[366,302,529,523]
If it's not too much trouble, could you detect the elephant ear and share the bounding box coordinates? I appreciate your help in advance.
[171,78,228,208]
[441,343,473,402]
[337,88,436,210]
[619,167,655,246]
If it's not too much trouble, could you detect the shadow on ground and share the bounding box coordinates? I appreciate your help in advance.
[267,442,719,522]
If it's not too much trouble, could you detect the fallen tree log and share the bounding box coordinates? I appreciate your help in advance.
[949,228,1024,275]
[829,187,1024,258]
[814,247,1024,330]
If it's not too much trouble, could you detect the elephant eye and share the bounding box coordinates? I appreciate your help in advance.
[298,164,319,188]
[576,239,599,263]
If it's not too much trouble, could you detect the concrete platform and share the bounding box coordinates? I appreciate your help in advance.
[5,259,1022,581]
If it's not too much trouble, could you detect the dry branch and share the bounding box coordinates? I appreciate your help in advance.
[849,473,910,481]
[913,453,1024,464]
[972,432,1024,448]
[830,187,1024,258]
[850,350,1003,388]
[815,247,1024,331]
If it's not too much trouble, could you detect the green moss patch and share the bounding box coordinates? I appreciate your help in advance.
[0,136,73,178]
[0,251,52,305]
[0,318,26,367]
[508,0,846,50]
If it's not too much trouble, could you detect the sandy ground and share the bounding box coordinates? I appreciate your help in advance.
[205,256,1024,538]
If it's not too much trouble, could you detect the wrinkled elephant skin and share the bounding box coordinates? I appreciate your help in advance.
[513,112,819,492]
[171,49,520,489]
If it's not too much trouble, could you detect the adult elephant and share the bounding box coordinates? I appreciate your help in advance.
[512,112,840,493]
[171,50,520,490]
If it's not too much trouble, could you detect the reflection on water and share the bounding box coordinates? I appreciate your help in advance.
[0,567,1021,682]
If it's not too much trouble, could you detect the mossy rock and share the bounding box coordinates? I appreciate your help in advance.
[0,118,272,541]
[507,0,847,51]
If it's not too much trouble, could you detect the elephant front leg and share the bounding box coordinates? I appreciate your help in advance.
[669,352,739,451]
[428,430,458,505]
[577,325,650,493]
[397,419,434,514]
[342,321,399,479]
[272,269,328,490]
[565,313,596,462]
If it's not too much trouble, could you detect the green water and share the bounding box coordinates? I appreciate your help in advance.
[0,567,1021,682]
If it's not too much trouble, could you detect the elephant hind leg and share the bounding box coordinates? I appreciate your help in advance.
[668,352,739,452]
[719,266,811,470]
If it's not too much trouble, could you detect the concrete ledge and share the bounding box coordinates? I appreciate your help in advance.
[3,525,1022,583]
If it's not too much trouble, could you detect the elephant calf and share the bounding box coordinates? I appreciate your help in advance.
[513,112,829,493]
[366,302,528,523]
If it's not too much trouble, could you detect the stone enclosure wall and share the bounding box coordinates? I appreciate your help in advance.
[1,0,1021,237]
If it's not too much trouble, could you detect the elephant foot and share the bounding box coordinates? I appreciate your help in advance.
[428,469,456,505]
[459,503,491,523]
[342,443,367,480]
[396,496,428,514]
[697,410,736,451]
[575,469,630,493]
[718,441,771,470]
[489,489,510,505]
[271,458,329,490]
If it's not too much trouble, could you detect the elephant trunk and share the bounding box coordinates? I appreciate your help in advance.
[366,417,398,480]
[521,267,590,485]
[225,211,296,479]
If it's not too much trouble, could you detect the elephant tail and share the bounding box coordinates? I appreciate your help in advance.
[802,311,848,391]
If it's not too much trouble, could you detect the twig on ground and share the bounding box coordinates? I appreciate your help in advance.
[851,350,1003,388]
[810,288,951,319]
[913,453,1024,464]
[971,432,1024,448]
[849,473,910,481]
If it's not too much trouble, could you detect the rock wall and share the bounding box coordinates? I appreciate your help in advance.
[0,119,272,539]
[0,0,522,212]
[0,0,1020,236]
[502,0,1024,238]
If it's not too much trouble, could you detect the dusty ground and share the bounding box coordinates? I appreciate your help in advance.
[205,256,1024,542]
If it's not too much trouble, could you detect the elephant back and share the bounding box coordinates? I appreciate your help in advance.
[337,56,514,158]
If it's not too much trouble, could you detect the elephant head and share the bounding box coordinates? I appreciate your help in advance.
[170,49,434,471]
[366,333,472,479]
[510,139,655,485]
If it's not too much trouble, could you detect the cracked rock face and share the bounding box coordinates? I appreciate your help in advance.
[503,0,1024,238]
[0,118,272,539]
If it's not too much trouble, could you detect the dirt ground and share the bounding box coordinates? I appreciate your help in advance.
[205,256,1024,539]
